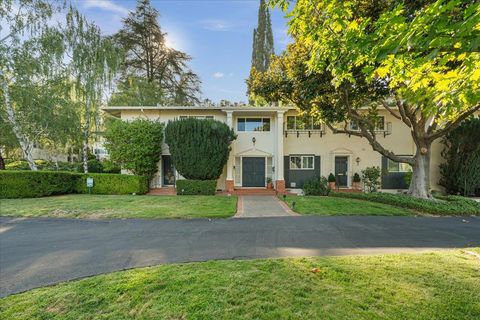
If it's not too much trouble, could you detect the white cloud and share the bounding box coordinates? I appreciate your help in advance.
[83,0,129,16]
[213,72,225,79]
[200,19,232,32]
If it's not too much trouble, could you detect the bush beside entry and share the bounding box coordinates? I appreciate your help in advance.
[165,118,236,180]
[303,176,331,196]
[0,171,148,198]
[176,180,217,195]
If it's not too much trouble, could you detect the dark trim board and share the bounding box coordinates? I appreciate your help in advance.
[284,155,320,188]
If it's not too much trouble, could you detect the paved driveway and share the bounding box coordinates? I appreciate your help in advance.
[235,196,295,217]
[1,216,479,297]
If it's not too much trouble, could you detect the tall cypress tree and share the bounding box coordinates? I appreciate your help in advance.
[251,0,274,72]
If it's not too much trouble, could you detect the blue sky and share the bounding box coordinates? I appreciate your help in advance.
[75,0,291,103]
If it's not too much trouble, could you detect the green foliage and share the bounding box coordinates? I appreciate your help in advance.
[77,159,104,173]
[165,118,236,180]
[6,160,80,172]
[353,173,361,183]
[330,192,480,216]
[0,170,148,198]
[0,171,79,198]
[251,0,274,73]
[404,171,413,188]
[328,173,336,183]
[440,118,480,196]
[102,159,121,174]
[176,180,217,195]
[303,176,331,196]
[113,0,200,105]
[108,76,166,106]
[104,119,164,178]
[361,166,381,192]
[76,173,148,195]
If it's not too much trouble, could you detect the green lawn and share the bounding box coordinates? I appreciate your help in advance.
[283,195,414,216]
[1,249,479,319]
[0,194,237,219]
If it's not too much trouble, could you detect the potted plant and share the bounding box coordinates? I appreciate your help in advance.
[328,173,336,190]
[352,173,361,190]
[266,177,273,189]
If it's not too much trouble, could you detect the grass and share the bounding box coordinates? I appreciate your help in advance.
[0,194,237,219]
[1,249,479,319]
[282,195,414,216]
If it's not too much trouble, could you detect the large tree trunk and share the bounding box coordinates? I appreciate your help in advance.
[1,74,37,171]
[408,144,432,199]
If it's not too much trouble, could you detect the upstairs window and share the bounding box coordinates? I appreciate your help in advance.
[237,118,270,132]
[286,116,322,130]
[349,116,385,131]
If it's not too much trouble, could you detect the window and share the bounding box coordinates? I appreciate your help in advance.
[237,118,270,132]
[387,159,412,173]
[376,116,385,131]
[286,116,322,130]
[179,115,214,120]
[289,155,314,170]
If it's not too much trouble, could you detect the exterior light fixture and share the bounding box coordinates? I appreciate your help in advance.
[252,137,256,145]
[356,157,361,165]
[272,166,275,173]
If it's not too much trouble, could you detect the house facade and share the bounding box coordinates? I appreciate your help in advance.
[102,105,448,193]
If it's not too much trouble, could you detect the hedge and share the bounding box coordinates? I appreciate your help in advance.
[176,180,217,195]
[330,192,480,215]
[76,173,148,195]
[0,171,148,198]
[0,171,79,198]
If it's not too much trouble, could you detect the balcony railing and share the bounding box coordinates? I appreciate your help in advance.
[284,123,327,138]
[347,122,392,138]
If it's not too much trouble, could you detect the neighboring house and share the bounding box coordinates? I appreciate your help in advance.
[102,105,449,192]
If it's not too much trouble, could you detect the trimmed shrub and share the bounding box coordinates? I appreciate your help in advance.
[0,171,80,198]
[440,118,480,196]
[104,119,164,178]
[102,159,121,174]
[76,173,148,195]
[176,180,217,195]
[330,192,480,215]
[303,176,330,196]
[328,173,336,182]
[353,173,361,183]
[361,166,381,192]
[165,118,236,180]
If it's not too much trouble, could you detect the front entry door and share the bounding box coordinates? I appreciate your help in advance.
[163,155,175,186]
[242,157,266,187]
[335,156,348,187]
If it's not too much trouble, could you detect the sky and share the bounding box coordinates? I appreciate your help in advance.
[74,0,291,103]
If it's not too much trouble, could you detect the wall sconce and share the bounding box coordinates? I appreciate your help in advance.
[252,137,256,145]
[233,165,236,170]
[272,166,275,173]
[355,157,361,165]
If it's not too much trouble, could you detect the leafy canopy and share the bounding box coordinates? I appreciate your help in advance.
[165,118,236,180]
[104,119,164,178]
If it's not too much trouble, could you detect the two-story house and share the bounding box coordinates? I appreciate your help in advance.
[102,105,448,193]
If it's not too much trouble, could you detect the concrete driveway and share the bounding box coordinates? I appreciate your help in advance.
[1,216,479,297]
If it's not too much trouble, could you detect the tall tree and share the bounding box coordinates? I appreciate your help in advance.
[251,0,275,72]
[266,0,479,199]
[113,0,200,105]
[0,0,81,170]
[65,9,121,173]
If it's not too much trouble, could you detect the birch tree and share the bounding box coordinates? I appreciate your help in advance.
[0,0,69,170]
[65,9,120,173]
